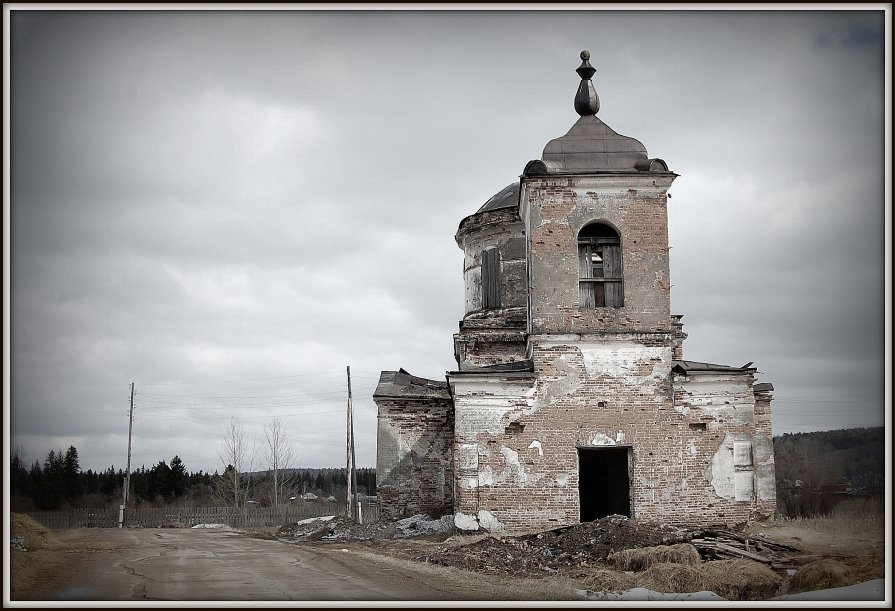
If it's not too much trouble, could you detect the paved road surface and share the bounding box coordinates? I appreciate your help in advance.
[30,528,581,602]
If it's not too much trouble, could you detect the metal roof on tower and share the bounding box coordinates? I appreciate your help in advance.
[524,51,671,176]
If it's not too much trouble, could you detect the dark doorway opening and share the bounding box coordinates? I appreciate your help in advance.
[578,447,631,521]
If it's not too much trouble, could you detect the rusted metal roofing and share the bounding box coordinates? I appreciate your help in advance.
[671,360,757,374]
[476,182,519,213]
[373,368,450,400]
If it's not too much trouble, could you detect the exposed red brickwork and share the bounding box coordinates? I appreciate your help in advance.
[524,176,674,336]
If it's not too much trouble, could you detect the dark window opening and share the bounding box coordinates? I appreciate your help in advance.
[481,248,500,310]
[578,447,631,521]
[578,223,623,308]
[505,421,525,436]
[689,422,707,431]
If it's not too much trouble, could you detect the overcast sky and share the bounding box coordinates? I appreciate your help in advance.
[4,7,889,475]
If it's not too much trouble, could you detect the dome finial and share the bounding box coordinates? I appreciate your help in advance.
[574,49,600,116]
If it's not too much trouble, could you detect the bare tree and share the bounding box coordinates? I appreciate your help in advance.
[214,417,255,510]
[262,417,297,513]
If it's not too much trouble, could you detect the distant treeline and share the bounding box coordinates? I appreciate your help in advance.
[9,446,375,512]
[774,426,884,517]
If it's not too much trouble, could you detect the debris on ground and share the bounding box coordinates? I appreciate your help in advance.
[272,512,883,601]
[11,536,27,551]
[393,514,455,538]
[690,529,802,568]
[418,515,695,576]
[277,515,386,541]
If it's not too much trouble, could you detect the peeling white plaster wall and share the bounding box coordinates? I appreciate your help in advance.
[590,432,616,446]
[478,510,505,532]
[709,432,754,501]
[453,379,538,436]
[454,512,479,531]
[673,374,755,425]
[500,446,527,484]
[578,341,669,382]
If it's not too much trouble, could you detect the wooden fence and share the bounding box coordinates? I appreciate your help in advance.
[28,500,379,530]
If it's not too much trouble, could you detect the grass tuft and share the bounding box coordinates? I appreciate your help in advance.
[608,543,701,571]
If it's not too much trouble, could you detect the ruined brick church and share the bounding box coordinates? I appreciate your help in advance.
[374,52,776,531]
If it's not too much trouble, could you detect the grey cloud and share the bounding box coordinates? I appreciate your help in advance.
[8,9,887,472]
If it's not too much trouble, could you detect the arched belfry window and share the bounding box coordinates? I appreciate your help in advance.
[578,223,623,308]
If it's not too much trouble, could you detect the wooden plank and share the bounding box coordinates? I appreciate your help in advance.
[714,542,772,563]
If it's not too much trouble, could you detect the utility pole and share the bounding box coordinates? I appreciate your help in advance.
[119,382,135,528]
[346,366,359,522]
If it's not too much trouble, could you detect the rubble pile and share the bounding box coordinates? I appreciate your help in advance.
[277,513,456,543]
[272,512,882,599]
[277,515,394,541]
[419,515,697,576]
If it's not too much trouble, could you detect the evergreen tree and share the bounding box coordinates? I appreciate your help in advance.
[10,450,31,499]
[169,456,187,498]
[148,460,172,502]
[62,446,82,501]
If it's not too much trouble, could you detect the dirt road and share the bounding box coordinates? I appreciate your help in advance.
[15,527,584,602]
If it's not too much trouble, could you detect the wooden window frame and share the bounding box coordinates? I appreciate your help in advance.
[578,232,623,308]
[481,247,500,310]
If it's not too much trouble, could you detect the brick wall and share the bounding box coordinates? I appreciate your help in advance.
[450,343,775,531]
[522,175,676,335]
[376,397,454,521]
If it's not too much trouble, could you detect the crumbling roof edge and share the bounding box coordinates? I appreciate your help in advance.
[448,358,535,376]
[671,359,758,375]
[373,369,451,400]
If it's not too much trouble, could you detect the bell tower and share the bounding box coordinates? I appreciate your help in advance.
[521,51,677,338]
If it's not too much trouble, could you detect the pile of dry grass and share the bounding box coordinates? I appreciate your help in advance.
[700,559,782,600]
[10,513,58,550]
[608,543,701,571]
[635,562,721,594]
[785,559,856,594]
[581,568,635,593]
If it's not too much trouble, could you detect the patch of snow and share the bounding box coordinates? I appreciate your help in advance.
[582,579,887,603]
[292,515,335,526]
[584,588,727,601]
[770,579,885,601]
[191,523,226,529]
